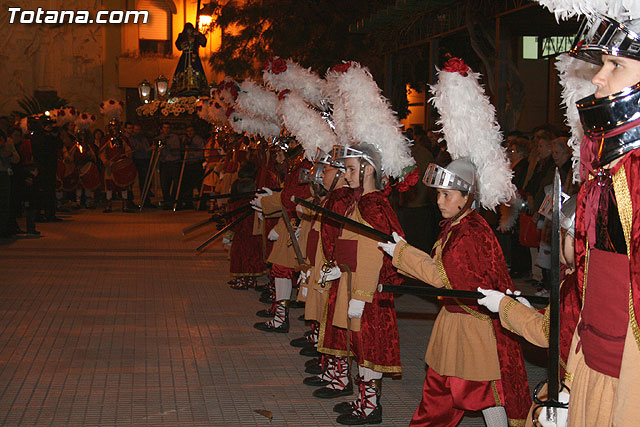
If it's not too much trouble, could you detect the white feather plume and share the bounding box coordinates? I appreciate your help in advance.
[53,107,78,126]
[235,80,280,124]
[555,53,599,183]
[536,0,640,21]
[229,111,280,139]
[75,112,96,131]
[100,99,124,120]
[430,64,515,210]
[278,91,338,160]
[322,74,350,146]
[498,194,525,232]
[209,100,229,125]
[218,77,239,106]
[326,62,415,179]
[196,99,210,122]
[203,90,231,125]
[263,57,327,108]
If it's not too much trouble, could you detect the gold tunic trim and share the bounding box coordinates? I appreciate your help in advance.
[542,306,551,340]
[564,370,574,383]
[501,298,519,334]
[611,165,640,351]
[491,380,502,406]
[353,289,375,298]
[396,242,410,269]
[582,240,590,307]
[508,418,526,427]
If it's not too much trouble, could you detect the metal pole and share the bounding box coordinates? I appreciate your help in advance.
[173,150,189,211]
[139,145,161,210]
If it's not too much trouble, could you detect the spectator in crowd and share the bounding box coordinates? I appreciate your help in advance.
[426,128,440,158]
[31,115,63,222]
[523,125,556,286]
[92,128,104,154]
[0,130,20,238]
[123,122,133,139]
[179,124,205,210]
[551,136,573,186]
[498,137,531,278]
[129,123,153,207]
[6,128,26,235]
[12,127,40,236]
[157,122,181,210]
[397,130,440,252]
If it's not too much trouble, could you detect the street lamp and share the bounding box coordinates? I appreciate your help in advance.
[138,79,152,103]
[155,75,169,99]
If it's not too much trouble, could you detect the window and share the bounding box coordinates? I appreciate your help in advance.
[522,35,576,60]
[138,0,172,55]
[522,36,539,60]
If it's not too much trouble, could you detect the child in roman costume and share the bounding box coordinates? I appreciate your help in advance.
[378,58,531,427]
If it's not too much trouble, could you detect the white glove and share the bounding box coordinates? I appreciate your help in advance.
[294,226,301,240]
[537,391,569,427]
[251,188,273,211]
[477,287,506,313]
[348,299,366,319]
[378,241,396,257]
[301,286,308,298]
[377,231,405,257]
[250,195,263,211]
[257,211,264,221]
[260,187,273,196]
[319,266,342,283]
[298,269,311,284]
[221,237,231,245]
[296,204,304,215]
[507,289,533,308]
[268,228,279,241]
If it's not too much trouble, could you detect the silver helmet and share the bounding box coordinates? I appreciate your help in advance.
[300,149,333,186]
[571,14,640,167]
[570,14,640,65]
[333,143,383,189]
[423,157,477,195]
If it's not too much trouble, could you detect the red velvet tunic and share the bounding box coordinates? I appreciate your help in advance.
[318,190,403,373]
[429,210,531,423]
[228,197,267,277]
[266,156,312,278]
[573,150,640,378]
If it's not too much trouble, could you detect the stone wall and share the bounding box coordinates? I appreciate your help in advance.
[0,0,107,117]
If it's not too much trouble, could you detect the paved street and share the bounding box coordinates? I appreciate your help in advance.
[0,209,546,426]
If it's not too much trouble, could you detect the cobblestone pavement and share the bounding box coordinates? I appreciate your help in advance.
[0,209,547,426]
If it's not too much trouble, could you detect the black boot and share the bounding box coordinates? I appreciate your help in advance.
[313,357,353,399]
[334,376,364,414]
[300,344,320,357]
[253,300,289,333]
[335,378,382,425]
[305,363,323,375]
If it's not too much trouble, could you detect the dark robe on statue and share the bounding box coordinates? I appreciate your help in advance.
[171,23,208,96]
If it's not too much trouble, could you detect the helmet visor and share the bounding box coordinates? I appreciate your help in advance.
[422,163,473,193]
[570,14,640,64]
